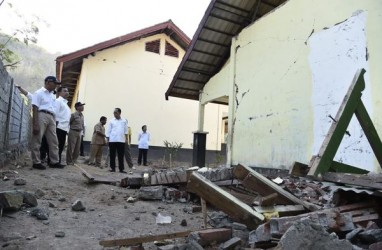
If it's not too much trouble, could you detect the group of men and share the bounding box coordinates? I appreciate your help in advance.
[87,108,151,174]
[18,76,85,170]
[20,75,151,173]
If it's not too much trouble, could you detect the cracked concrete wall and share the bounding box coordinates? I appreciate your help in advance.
[204,0,382,170]
[75,33,224,150]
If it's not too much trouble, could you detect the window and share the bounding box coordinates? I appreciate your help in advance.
[145,39,160,54]
[165,41,179,58]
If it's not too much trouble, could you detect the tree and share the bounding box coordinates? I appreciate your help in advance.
[0,0,41,69]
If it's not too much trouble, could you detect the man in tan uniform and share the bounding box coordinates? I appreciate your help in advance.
[88,116,107,167]
[66,102,85,165]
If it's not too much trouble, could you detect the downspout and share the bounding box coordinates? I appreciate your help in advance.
[227,36,238,167]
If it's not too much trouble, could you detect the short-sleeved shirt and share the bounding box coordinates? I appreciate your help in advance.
[91,122,105,145]
[106,118,128,143]
[31,87,56,114]
[69,111,84,131]
[138,131,150,149]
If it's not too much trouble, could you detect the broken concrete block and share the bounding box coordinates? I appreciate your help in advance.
[208,211,233,228]
[219,237,241,250]
[72,199,86,211]
[345,228,364,242]
[369,242,382,250]
[23,191,38,207]
[358,229,382,244]
[120,174,143,187]
[30,207,49,220]
[0,191,24,211]
[276,218,353,250]
[138,185,164,200]
[34,189,45,198]
[14,178,26,185]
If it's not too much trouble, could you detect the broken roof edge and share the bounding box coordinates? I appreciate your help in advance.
[56,19,190,64]
[165,0,217,101]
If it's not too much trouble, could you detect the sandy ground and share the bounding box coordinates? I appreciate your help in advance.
[0,154,206,250]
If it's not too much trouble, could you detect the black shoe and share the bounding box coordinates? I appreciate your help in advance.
[119,170,127,173]
[50,163,65,168]
[32,163,46,170]
[109,169,115,172]
[143,164,148,166]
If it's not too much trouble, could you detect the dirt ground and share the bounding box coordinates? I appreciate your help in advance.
[0,153,207,250]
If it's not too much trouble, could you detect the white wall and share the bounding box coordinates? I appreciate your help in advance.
[77,33,224,150]
[203,0,382,171]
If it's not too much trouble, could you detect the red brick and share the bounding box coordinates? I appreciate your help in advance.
[197,228,232,246]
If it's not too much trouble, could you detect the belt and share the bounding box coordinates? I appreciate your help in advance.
[70,129,82,132]
[39,110,55,116]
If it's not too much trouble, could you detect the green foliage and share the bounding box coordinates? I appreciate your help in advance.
[0,1,42,68]
[163,140,183,167]
[0,32,58,91]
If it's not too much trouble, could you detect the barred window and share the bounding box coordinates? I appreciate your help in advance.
[165,41,179,58]
[145,39,160,54]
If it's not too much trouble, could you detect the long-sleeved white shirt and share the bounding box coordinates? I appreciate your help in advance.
[55,96,71,132]
[106,118,128,143]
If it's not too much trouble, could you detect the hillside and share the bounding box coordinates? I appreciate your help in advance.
[0,33,61,92]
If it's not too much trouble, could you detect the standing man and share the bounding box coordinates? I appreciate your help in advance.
[55,86,71,164]
[66,102,85,165]
[106,108,127,173]
[137,125,150,166]
[88,116,107,167]
[124,126,134,169]
[30,76,65,169]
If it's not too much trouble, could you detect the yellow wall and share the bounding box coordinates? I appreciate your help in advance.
[203,0,382,171]
[77,33,224,150]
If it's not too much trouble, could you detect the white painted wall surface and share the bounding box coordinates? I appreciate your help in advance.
[204,0,382,171]
[77,33,224,150]
[308,11,374,170]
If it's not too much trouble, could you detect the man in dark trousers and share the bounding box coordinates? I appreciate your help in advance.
[106,108,128,173]
[54,86,71,164]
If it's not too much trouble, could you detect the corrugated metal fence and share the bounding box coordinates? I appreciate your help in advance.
[0,61,31,167]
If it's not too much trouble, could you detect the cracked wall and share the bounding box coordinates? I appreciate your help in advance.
[203,0,382,171]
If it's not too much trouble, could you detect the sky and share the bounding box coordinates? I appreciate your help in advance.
[0,0,210,54]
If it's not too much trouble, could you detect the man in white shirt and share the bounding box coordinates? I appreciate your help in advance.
[106,108,128,173]
[55,86,71,164]
[138,125,150,166]
[31,76,65,169]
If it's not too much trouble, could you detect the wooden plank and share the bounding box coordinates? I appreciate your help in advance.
[352,213,380,224]
[254,205,306,217]
[289,161,309,177]
[187,172,264,229]
[233,164,318,211]
[355,100,382,169]
[259,193,278,206]
[77,166,119,185]
[322,172,382,190]
[308,69,366,177]
[99,230,191,247]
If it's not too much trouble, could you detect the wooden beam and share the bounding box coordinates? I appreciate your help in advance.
[329,160,369,174]
[355,101,382,168]
[233,164,318,211]
[322,172,382,189]
[99,230,191,247]
[187,172,264,229]
[308,69,366,176]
